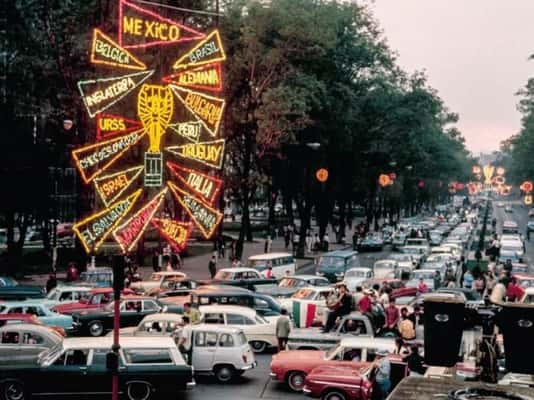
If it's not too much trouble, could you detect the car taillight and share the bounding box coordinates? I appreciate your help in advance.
[242,355,247,363]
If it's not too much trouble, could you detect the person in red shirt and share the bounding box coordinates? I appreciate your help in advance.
[383,301,400,334]
[417,278,429,294]
[265,262,273,278]
[506,278,525,302]
[358,290,372,314]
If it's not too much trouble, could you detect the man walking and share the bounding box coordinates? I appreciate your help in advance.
[375,350,391,399]
[208,255,217,278]
[276,309,291,351]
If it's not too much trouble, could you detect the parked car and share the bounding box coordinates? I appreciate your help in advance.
[44,285,92,306]
[303,364,374,400]
[0,323,63,365]
[373,260,399,279]
[258,275,330,299]
[201,267,278,292]
[113,313,184,338]
[405,269,436,291]
[130,271,188,294]
[392,232,407,250]
[514,273,534,288]
[52,287,134,315]
[200,305,277,353]
[72,296,166,336]
[0,277,45,300]
[357,233,384,252]
[316,251,361,282]
[0,336,195,399]
[0,314,66,337]
[388,253,416,272]
[247,252,296,278]
[400,246,426,265]
[279,286,336,327]
[146,278,198,297]
[76,267,113,288]
[428,230,443,246]
[185,324,256,382]
[271,336,403,392]
[342,268,373,291]
[0,301,73,331]
[360,279,417,300]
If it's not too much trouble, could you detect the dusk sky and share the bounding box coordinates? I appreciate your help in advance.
[369,0,534,154]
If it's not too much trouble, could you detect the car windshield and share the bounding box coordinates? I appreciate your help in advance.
[345,269,368,278]
[149,274,162,281]
[292,289,316,300]
[375,262,394,269]
[279,278,303,288]
[249,260,268,271]
[390,254,410,262]
[320,257,345,267]
[401,248,419,255]
[214,271,233,280]
[0,277,17,287]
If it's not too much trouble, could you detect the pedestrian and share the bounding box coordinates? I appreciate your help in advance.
[402,345,426,376]
[398,308,416,341]
[358,289,373,314]
[463,269,474,289]
[276,308,291,351]
[375,350,392,399]
[293,231,300,255]
[171,252,179,270]
[433,271,442,290]
[474,274,485,296]
[353,286,364,305]
[265,262,273,279]
[183,302,201,324]
[284,226,290,249]
[66,262,79,282]
[417,278,428,294]
[152,250,160,272]
[264,235,272,253]
[323,233,329,252]
[306,230,313,253]
[486,271,496,295]
[177,316,192,363]
[208,255,217,278]
[323,284,352,332]
[383,300,400,335]
[45,273,57,293]
[313,234,321,253]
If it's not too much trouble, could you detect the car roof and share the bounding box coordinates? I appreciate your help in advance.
[2,300,50,306]
[140,313,183,322]
[431,247,452,252]
[62,336,177,350]
[524,287,534,294]
[248,253,293,260]
[194,285,252,294]
[0,323,60,336]
[322,250,359,258]
[282,275,324,281]
[217,267,258,273]
[52,285,92,291]
[151,271,187,277]
[340,337,397,350]
[199,304,258,317]
[189,324,242,334]
[346,267,372,272]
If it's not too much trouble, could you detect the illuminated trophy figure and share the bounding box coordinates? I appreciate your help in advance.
[137,84,173,187]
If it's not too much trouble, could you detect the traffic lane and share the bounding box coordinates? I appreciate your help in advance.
[188,352,300,400]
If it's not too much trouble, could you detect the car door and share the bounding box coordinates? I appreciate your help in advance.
[191,331,217,372]
[19,329,51,363]
[0,328,21,364]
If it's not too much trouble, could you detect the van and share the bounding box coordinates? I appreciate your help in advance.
[248,252,296,278]
[316,250,360,283]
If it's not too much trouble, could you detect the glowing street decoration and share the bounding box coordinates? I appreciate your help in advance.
[73,189,141,253]
[113,187,167,252]
[96,113,142,140]
[496,167,505,176]
[166,139,225,169]
[144,152,163,187]
[151,218,192,252]
[315,168,329,183]
[168,121,202,143]
[525,195,533,205]
[173,30,226,70]
[162,63,222,92]
[378,174,392,187]
[91,28,147,71]
[170,85,225,137]
[167,161,223,205]
[520,181,533,193]
[72,129,145,183]
[137,84,174,153]
[483,165,495,185]
[118,0,204,49]
[94,166,144,206]
[78,70,154,117]
[472,165,481,175]
[168,181,222,239]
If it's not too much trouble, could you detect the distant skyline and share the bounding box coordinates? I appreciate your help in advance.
[369,0,534,153]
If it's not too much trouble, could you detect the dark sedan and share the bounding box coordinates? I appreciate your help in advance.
[72,296,165,337]
[0,276,45,300]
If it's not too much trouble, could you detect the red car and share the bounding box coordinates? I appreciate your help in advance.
[303,364,374,400]
[361,278,417,299]
[51,288,134,315]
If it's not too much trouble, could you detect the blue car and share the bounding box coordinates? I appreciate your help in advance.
[0,276,45,300]
[0,300,73,330]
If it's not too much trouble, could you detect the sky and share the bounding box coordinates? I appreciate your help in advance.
[369,0,534,154]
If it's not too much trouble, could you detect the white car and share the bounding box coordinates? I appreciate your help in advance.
[199,305,278,353]
[388,253,416,271]
[248,252,296,278]
[130,271,187,294]
[406,269,436,291]
[279,286,335,326]
[342,267,373,291]
[373,260,398,279]
[111,313,184,337]
[213,267,263,281]
[44,285,92,306]
[520,287,534,304]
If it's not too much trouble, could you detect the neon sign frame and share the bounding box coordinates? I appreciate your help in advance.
[91,28,147,71]
[167,161,223,205]
[94,165,144,206]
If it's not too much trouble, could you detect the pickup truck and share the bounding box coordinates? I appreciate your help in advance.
[287,312,395,350]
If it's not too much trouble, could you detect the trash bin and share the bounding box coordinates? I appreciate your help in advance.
[496,303,534,374]
[423,295,465,367]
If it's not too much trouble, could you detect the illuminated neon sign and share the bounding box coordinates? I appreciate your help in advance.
[169,85,225,137]
[96,113,142,140]
[167,161,223,205]
[73,189,141,253]
[163,63,222,92]
[118,0,204,49]
[172,30,226,70]
[168,181,222,239]
[72,129,145,183]
[166,139,225,169]
[113,187,167,252]
[168,121,202,143]
[151,218,192,252]
[94,166,144,206]
[483,165,495,185]
[91,28,147,71]
[78,70,154,118]
[137,84,173,153]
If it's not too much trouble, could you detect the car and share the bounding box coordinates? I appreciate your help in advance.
[112,312,184,338]
[0,313,66,337]
[146,277,199,297]
[502,220,520,235]
[342,268,373,291]
[0,336,195,399]
[505,205,513,213]
[303,364,375,400]
[185,324,256,382]
[513,273,534,288]
[279,286,336,327]
[72,296,166,336]
[76,267,113,288]
[316,251,361,282]
[436,288,484,308]
[271,337,403,392]
[392,232,407,250]
[497,202,504,208]
[43,285,92,306]
[360,279,417,300]
[202,267,278,291]
[357,233,384,252]
[498,249,522,264]
[286,312,395,351]
[130,271,188,294]
[200,305,277,353]
[405,269,436,291]
[0,277,45,301]
[0,301,73,331]
[373,260,399,279]
[247,252,296,278]
[400,246,426,265]
[388,253,416,272]
[51,287,134,315]
[0,323,63,365]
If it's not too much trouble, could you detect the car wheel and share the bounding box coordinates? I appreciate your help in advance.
[214,365,235,383]
[88,320,104,337]
[2,380,26,400]
[287,371,306,392]
[126,381,152,400]
[250,341,267,353]
[322,390,347,400]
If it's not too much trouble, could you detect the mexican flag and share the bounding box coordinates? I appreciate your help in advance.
[292,300,317,328]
